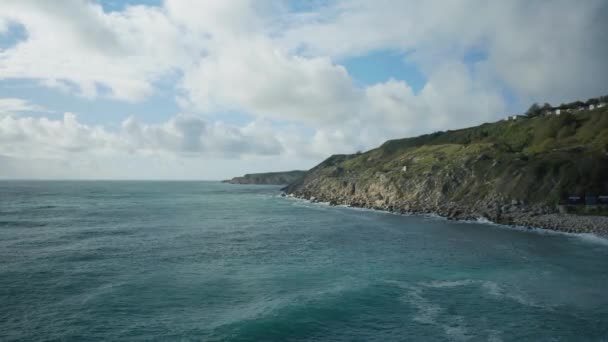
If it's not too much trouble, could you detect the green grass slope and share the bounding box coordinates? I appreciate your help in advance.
[285,107,608,208]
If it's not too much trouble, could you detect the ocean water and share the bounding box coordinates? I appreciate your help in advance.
[1,181,607,341]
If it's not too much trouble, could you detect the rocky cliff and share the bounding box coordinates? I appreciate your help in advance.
[223,170,306,185]
[283,107,608,234]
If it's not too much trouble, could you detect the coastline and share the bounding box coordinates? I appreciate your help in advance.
[283,192,608,238]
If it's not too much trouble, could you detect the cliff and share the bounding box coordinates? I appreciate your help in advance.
[223,170,306,185]
[283,106,608,234]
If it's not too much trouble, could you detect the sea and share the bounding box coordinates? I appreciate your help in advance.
[1,181,607,341]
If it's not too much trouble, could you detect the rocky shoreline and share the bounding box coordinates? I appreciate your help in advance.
[276,105,608,239]
[284,191,608,237]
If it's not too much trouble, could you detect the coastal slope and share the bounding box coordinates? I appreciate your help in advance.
[283,106,608,234]
[223,170,306,185]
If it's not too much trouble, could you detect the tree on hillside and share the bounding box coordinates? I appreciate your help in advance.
[586,98,599,105]
[540,103,552,114]
[526,103,542,117]
[570,101,585,109]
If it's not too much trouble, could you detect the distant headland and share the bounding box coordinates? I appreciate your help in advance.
[222,170,306,185]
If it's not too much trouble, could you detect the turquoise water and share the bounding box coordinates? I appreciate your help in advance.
[1,181,607,341]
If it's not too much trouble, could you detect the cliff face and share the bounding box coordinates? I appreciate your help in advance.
[223,170,306,185]
[283,108,608,233]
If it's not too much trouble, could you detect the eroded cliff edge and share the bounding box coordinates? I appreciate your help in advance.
[283,108,608,235]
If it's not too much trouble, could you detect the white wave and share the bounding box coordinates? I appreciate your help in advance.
[407,287,444,325]
[286,196,403,217]
[487,330,504,342]
[480,281,503,297]
[441,319,470,341]
[280,196,608,247]
[388,279,517,341]
[402,285,472,340]
[423,212,449,220]
[421,278,545,309]
[423,279,477,288]
[490,224,608,247]
[475,217,494,224]
[426,214,608,247]
[576,233,608,246]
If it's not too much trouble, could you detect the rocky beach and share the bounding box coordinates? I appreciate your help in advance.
[283,191,608,236]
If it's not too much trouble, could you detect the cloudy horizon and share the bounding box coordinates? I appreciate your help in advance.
[1,0,607,179]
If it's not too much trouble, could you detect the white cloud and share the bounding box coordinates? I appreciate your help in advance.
[120,114,284,157]
[0,17,8,33]
[485,1,608,103]
[3,0,604,108]
[0,112,115,156]
[0,97,45,116]
[0,112,285,159]
[0,110,302,178]
[0,0,606,178]
[284,0,608,103]
[164,0,264,37]
[0,0,188,101]
[181,37,360,125]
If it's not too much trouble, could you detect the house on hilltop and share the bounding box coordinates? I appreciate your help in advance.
[504,94,606,123]
[581,97,607,110]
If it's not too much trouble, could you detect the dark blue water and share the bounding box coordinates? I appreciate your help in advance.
[1,181,607,341]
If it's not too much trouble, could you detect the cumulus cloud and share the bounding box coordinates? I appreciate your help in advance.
[0,0,188,101]
[0,110,323,179]
[0,0,606,178]
[120,114,284,157]
[0,97,45,116]
[284,0,608,103]
[181,37,360,125]
[0,112,284,160]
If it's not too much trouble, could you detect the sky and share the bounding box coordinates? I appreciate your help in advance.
[0,0,607,180]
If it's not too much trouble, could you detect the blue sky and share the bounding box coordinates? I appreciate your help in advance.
[340,50,427,93]
[0,0,606,179]
[98,0,162,12]
[0,21,26,49]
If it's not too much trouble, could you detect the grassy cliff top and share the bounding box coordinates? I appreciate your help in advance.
[379,107,608,156]
[304,106,608,204]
